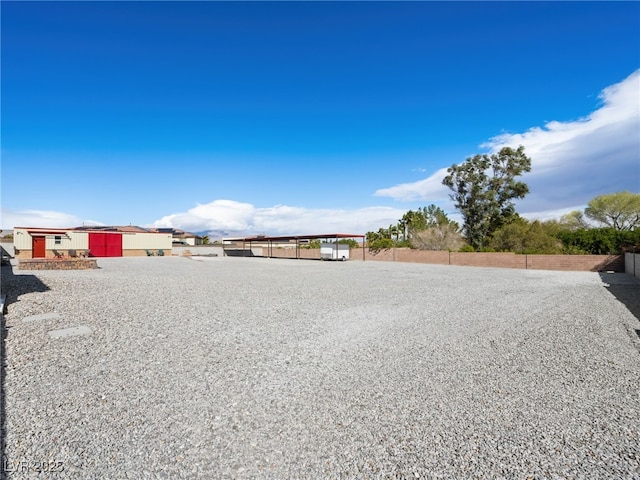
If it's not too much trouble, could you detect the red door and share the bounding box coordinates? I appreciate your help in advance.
[32,236,46,258]
[89,233,123,257]
[105,233,123,257]
[89,233,106,257]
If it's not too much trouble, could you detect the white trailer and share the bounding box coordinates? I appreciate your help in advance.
[320,243,349,261]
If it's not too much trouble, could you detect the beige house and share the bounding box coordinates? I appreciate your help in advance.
[13,226,173,259]
[149,228,203,246]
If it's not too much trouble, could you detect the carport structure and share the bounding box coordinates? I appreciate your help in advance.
[223,233,366,261]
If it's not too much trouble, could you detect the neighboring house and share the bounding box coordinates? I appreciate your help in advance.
[150,228,203,246]
[13,226,173,259]
[172,229,203,246]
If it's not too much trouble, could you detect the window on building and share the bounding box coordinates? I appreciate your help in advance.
[54,236,61,245]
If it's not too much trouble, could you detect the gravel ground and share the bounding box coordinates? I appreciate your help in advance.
[1,256,639,479]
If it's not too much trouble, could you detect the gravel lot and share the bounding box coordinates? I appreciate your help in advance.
[1,256,639,479]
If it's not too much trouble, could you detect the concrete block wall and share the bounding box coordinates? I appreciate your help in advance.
[526,254,624,272]
[396,249,449,264]
[243,246,624,272]
[172,245,224,257]
[449,252,526,269]
[357,248,625,272]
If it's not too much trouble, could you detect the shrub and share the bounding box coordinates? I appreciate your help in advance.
[489,220,563,254]
[556,228,640,255]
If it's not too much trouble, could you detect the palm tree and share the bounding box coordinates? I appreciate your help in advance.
[397,219,407,241]
[389,224,399,242]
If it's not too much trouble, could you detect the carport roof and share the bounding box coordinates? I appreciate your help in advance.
[224,233,364,242]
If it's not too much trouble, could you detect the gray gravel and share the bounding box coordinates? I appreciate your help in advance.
[1,256,639,479]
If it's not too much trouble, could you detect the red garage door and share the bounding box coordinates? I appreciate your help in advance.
[88,233,123,257]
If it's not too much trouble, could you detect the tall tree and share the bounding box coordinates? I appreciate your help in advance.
[559,210,590,231]
[401,210,426,240]
[397,218,408,241]
[585,191,640,231]
[442,146,531,250]
[389,224,399,242]
[365,229,394,249]
[419,204,457,229]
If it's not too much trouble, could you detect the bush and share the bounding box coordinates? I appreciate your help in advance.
[411,224,464,251]
[489,220,563,254]
[556,228,640,255]
[368,238,395,250]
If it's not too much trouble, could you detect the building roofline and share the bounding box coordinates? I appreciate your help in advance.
[14,226,168,235]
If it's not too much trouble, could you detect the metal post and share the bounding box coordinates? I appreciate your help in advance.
[362,236,365,261]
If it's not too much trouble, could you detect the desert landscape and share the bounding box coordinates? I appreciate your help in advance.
[1,256,639,478]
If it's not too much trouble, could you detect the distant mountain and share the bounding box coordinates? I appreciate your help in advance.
[196,230,251,241]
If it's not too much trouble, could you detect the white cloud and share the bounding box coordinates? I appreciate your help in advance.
[375,70,640,219]
[0,208,102,229]
[520,205,587,223]
[152,199,405,237]
[153,200,257,232]
[374,167,451,203]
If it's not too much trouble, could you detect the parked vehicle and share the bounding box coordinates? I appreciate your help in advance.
[320,243,349,261]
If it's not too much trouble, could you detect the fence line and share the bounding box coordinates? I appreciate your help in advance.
[254,247,625,272]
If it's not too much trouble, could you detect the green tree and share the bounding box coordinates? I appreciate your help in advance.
[399,206,457,243]
[201,235,210,245]
[367,237,395,250]
[400,210,427,240]
[365,230,395,250]
[397,218,408,242]
[559,210,590,231]
[557,227,640,255]
[389,224,399,242]
[366,205,459,250]
[585,191,640,231]
[409,205,461,251]
[421,204,453,227]
[489,217,562,254]
[442,145,531,250]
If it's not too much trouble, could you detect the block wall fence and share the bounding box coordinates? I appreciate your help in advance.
[257,247,625,272]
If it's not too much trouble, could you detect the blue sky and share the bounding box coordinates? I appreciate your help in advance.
[2,1,639,237]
